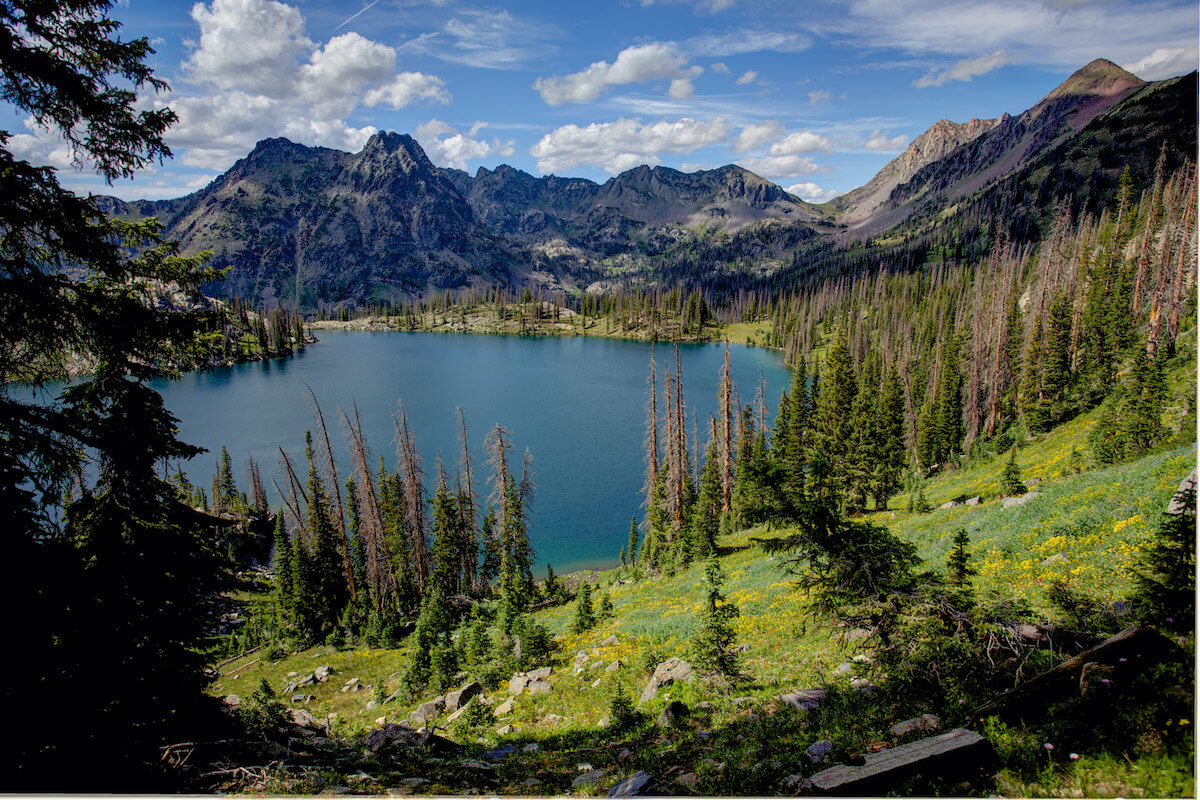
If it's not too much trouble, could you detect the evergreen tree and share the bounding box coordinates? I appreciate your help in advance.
[810,327,856,506]
[688,443,721,560]
[872,366,906,509]
[690,556,740,678]
[1001,447,1027,496]
[571,581,596,634]
[404,582,457,697]
[1131,484,1196,635]
[945,529,977,608]
[626,514,639,565]
[216,445,237,513]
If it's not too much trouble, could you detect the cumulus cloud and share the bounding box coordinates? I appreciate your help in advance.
[735,70,757,85]
[914,50,1009,87]
[1124,46,1199,80]
[785,181,841,202]
[808,89,832,104]
[162,0,448,170]
[533,43,702,104]
[731,120,785,153]
[710,61,730,73]
[736,154,820,178]
[770,131,832,155]
[529,116,730,173]
[415,119,516,171]
[865,129,909,151]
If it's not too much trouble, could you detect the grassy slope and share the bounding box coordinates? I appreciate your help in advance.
[209,351,1196,795]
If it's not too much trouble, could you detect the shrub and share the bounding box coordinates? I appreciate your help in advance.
[609,689,642,730]
[239,678,288,733]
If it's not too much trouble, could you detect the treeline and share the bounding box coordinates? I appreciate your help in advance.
[208,298,307,362]
[633,164,1197,571]
[210,397,574,698]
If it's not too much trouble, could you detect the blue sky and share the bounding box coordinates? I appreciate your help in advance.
[4,0,1196,202]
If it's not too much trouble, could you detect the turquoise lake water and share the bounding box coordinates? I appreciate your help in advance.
[151,330,790,574]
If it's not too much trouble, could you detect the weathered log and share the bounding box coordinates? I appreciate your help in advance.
[970,625,1174,722]
[806,728,994,795]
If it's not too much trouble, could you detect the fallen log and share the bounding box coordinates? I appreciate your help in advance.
[806,728,994,795]
[970,625,1175,723]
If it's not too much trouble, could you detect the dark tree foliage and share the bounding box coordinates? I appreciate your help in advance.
[1131,483,1196,636]
[690,555,741,678]
[1,1,233,788]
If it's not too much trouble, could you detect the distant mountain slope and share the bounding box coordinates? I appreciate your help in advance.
[854,59,1149,234]
[99,59,1195,307]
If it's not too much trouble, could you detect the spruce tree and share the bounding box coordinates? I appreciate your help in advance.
[1001,447,1027,496]
[945,529,977,608]
[626,515,639,565]
[810,327,856,506]
[571,581,596,634]
[690,556,740,678]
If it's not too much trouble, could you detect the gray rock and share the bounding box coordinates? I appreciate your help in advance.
[364,723,420,753]
[965,496,982,506]
[890,714,941,737]
[523,743,540,753]
[1041,553,1068,566]
[495,724,516,735]
[600,635,619,646]
[939,500,960,510]
[640,657,695,703]
[592,678,604,688]
[494,697,514,715]
[288,708,326,731]
[528,666,553,681]
[781,688,826,711]
[365,700,378,711]
[606,659,622,673]
[445,681,482,712]
[292,694,316,704]
[607,771,656,797]
[1167,469,1196,515]
[507,674,530,695]
[443,705,468,725]
[528,680,551,694]
[833,662,855,676]
[806,740,834,762]
[341,677,360,692]
[656,700,689,727]
[485,743,518,761]
[850,677,876,693]
[571,770,607,789]
[410,697,445,725]
[314,665,334,681]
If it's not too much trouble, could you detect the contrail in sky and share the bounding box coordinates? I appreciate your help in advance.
[334,0,381,31]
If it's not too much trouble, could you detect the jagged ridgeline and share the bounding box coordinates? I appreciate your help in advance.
[97,60,1196,313]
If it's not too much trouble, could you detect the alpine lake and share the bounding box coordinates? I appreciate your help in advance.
[155,330,791,575]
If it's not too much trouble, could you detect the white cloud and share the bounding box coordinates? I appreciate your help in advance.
[710,62,730,73]
[808,89,832,104]
[731,120,785,153]
[770,131,832,155]
[533,43,701,105]
[735,70,758,85]
[160,0,448,171]
[865,129,909,151]
[415,119,516,171]
[837,0,1197,77]
[686,29,811,57]
[399,10,558,70]
[529,116,730,173]
[785,181,841,202]
[914,50,1009,87]
[736,154,821,178]
[1124,46,1199,80]
[668,78,697,99]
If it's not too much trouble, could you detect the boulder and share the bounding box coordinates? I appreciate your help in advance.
[965,496,982,506]
[640,657,695,703]
[314,665,334,681]
[291,694,316,704]
[495,724,516,735]
[781,688,826,711]
[365,723,421,753]
[600,635,619,646]
[341,677,360,692]
[528,666,553,681]
[288,708,326,732]
[851,677,876,693]
[528,680,551,694]
[939,500,960,510]
[484,743,518,761]
[607,771,656,797]
[890,714,942,737]
[410,696,445,726]
[445,681,482,712]
[571,770,607,789]
[806,739,834,763]
[656,700,689,728]
[1167,469,1197,515]
[606,659,622,673]
[507,674,530,695]
[494,697,514,715]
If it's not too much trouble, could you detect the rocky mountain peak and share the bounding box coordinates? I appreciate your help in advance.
[1045,58,1145,101]
[357,131,435,174]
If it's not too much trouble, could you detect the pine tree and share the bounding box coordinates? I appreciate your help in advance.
[810,327,856,506]
[690,556,740,677]
[626,515,639,565]
[872,366,906,509]
[945,529,977,608]
[1001,447,1027,496]
[571,581,596,634]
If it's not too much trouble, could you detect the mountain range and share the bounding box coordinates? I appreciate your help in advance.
[98,59,1197,309]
